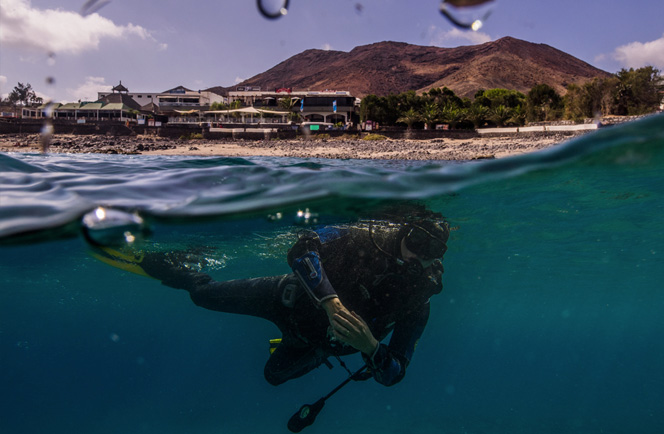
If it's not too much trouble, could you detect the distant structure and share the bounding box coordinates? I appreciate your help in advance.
[98,83,227,120]
[18,81,359,128]
[228,88,358,125]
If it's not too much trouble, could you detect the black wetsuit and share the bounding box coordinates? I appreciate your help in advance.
[148,224,444,386]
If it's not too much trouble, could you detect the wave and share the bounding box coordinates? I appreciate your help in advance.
[1,114,662,243]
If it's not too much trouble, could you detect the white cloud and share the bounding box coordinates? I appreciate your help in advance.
[67,76,112,102]
[322,43,333,51]
[0,0,157,55]
[428,26,492,47]
[611,34,664,70]
[234,76,246,84]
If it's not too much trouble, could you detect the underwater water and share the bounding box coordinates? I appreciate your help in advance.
[1,114,663,434]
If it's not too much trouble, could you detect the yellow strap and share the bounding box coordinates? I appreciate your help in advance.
[269,338,282,354]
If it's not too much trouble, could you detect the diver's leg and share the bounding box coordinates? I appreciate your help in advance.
[187,275,288,323]
[133,250,292,323]
[264,340,330,386]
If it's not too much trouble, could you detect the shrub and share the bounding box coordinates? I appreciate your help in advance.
[363,133,388,141]
[180,133,204,140]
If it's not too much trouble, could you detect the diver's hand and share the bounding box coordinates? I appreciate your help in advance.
[321,297,349,319]
[331,310,379,356]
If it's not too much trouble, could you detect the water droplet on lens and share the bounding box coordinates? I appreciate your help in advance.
[40,120,53,153]
[81,0,111,16]
[257,0,289,19]
[82,207,148,246]
[439,0,495,31]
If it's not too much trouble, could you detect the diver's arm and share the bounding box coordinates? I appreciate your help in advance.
[362,302,430,386]
[287,231,339,304]
[290,250,338,304]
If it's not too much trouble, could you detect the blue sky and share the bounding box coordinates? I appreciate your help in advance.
[1,0,663,103]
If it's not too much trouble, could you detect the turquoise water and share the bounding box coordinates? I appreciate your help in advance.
[1,114,663,434]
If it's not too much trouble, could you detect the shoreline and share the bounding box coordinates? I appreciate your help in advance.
[0,132,584,161]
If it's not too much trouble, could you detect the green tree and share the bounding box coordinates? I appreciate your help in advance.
[483,88,526,109]
[466,104,489,128]
[419,102,440,129]
[210,101,228,110]
[277,96,302,122]
[507,105,527,126]
[360,94,385,123]
[278,96,297,111]
[525,84,563,122]
[440,104,465,129]
[7,82,43,115]
[614,66,663,115]
[473,89,491,108]
[425,87,464,109]
[489,105,512,127]
[396,90,423,113]
[396,108,420,129]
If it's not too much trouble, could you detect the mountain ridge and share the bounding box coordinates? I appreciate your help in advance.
[206,37,610,98]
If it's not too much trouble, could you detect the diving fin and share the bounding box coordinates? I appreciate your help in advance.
[269,338,282,354]
[88,246,152,278]
[90,246,214,290]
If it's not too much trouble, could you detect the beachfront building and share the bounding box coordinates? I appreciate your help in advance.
[16,82,147,122]
[43,84,145,122]
[97,83,227,123]
[19,103,60,119]
[227,88,359,125]
[203,107,292,125]
[155,86,226,123]
[97,81,159,108]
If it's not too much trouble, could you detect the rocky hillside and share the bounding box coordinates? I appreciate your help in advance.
[207,37,610,98]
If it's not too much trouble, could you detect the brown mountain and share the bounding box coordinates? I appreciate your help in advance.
[207,37,610,98]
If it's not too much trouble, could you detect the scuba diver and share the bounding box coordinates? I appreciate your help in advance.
[91,215,450,388]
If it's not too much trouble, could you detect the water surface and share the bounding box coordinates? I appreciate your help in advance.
[1,114,663,434]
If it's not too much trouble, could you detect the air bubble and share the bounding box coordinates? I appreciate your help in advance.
[294,208,318,226]
[257,0,289,19]
[439,0,495,31]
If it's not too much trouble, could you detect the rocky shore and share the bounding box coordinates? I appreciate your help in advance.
[0,132,585,160]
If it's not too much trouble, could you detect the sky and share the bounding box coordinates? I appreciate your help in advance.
[1,0,663,103]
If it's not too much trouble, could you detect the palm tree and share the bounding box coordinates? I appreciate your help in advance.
[439,104,465,129]
[489,105,512,127]
[507,105,526,126]
[419,102,440,129]
[278,96,297,111]
[396,108,420,129]
[466,105,489,129]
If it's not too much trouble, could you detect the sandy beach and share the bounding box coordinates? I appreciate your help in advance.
[0,132,581,161]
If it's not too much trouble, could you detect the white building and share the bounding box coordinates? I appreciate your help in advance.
[98,82,226,122]
[228,88,359,124]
